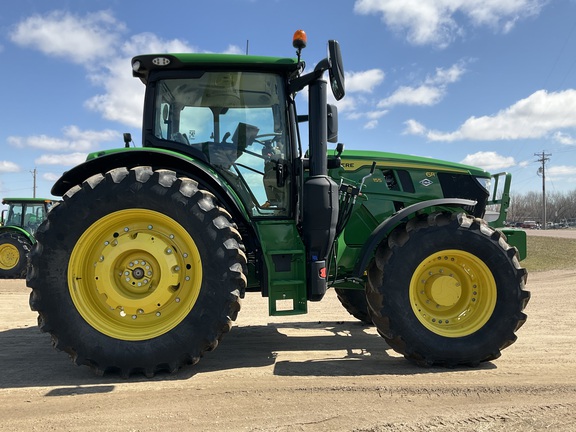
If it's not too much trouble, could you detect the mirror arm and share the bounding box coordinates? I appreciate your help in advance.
[314,58,330,73]
[288,67,325,94]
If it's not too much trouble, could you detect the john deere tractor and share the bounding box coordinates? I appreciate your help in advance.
[27,32,529,376]
[0,198,54,278]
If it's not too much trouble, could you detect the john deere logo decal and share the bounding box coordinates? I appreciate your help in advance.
[420,178,433,187]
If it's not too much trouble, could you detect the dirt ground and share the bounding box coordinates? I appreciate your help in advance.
[1,231,575,431]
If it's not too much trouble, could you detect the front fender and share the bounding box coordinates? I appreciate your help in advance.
[352,198,477,278]
[52,148,250,223]
[0,227,35,243]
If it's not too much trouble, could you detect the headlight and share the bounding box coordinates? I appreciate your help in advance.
[474,176,491,194]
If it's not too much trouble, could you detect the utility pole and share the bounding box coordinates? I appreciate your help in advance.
[535,151,551,230]
[30,168,37,198]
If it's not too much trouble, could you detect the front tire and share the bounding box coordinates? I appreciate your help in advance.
[366,212,529,367]
[0,232,31,279]
[28,167,246,376]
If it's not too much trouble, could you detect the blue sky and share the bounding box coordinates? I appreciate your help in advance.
[2,0,576,201]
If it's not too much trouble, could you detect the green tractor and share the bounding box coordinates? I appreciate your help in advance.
[0,198,55,278]
[27,32,529,376]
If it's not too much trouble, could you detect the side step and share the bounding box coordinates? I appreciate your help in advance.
[254,221,308,316]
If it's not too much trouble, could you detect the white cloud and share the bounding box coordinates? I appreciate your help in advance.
[61,126,120,150]
[426,62,467,85]
[460,151,515,171]
[403,119,427,135]
[223,45,244,55]
[345,69,385,93]
[84,58,145,128]
[85,33,195,127]
[332,95,358,113]
[327,69,385,127]
[354,0,546,48]
[328,69,385,125]
[42,172,62,182]
[547,165,576,176]
[121,32,192,55]
[11,11,195,128]
[348,109,388,129]
[545,165,576,184]
[10,10,123,64]
[406,89,576,142]
[348,110,388,120]
[35,153,88,166]
[379,62,466,108]
[364,120,379,130]
[380,85,443,107]
[553,131,576,145]
[0,161,20,173]
[8,135,70,151]
[8,126,120,152]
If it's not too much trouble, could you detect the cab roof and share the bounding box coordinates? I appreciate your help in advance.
[2,198,54,204]
[132,53,300,84]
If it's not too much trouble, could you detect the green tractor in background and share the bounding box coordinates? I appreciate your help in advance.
[27,32,529,377]
[0,198,55,278]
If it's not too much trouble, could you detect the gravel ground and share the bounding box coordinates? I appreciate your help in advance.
[0,230,574,431]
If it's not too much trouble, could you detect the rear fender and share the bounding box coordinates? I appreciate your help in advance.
[352,198,476,278]
[52,148,250,224]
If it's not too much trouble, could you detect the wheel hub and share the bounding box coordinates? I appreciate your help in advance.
[0,244,19,270]
[94,231,183,316]
[117,258,154,294]
[132,266,145,280]
[429,275,461,307]
[410,250,497,338]
[68,209,203,341]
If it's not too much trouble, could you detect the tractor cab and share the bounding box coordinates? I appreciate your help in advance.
[0,198,55,278]
[1,198,55,236]
[147,70,293,217]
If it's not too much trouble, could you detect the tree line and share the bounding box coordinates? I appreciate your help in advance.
[507,190,576,227]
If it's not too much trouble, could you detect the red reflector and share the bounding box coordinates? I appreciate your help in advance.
[319,267,327,279]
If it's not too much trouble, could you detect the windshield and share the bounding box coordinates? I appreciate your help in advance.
[153,72,291,217]
[6,202,46,235]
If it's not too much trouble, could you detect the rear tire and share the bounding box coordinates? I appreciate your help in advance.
[0,232,31,279]
[334,288,372,325]
[28,167,246,376]
[366,212,529,367]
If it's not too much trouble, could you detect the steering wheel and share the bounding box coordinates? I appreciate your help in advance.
[254,133,281,145]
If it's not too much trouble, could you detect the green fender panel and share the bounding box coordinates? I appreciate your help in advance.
[500,228,527,261]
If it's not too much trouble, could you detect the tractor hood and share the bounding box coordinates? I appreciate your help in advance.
[337,150,490,178]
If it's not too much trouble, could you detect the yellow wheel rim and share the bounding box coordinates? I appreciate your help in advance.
[409,250,496,338]
[68,209,202,341]
[0,243,19,270]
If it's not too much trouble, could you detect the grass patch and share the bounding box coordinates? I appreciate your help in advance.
[522,236,576,272]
